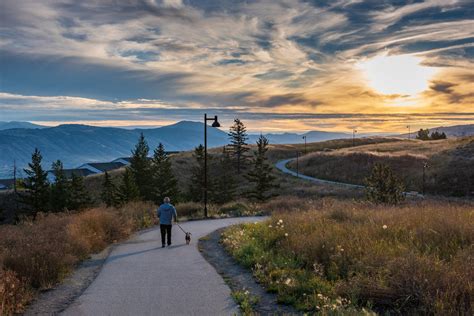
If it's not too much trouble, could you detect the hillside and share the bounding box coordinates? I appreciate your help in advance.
[288,137,474,196]
[0,121,362,178]
[0,121,45,130]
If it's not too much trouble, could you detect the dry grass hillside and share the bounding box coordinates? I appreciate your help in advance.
[288,137,474,196]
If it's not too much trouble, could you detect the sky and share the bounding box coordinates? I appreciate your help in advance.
[0,0,473,133]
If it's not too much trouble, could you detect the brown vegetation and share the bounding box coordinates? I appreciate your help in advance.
[0,201,155,314]
[223,197,474,314]
[289,137,474,196]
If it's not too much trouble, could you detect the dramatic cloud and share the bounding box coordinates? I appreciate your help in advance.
[0,0,473,131]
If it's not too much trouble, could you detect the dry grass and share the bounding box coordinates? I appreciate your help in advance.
[0,201,155,314]
[223,198,474,314]
[289,137,474,196]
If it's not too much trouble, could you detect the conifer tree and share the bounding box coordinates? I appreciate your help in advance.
[117,168,140,204]
[101,171,118,207]
[68,174,92,210]
[365,163,405,204]
[228,119,250,174]
[188,144,206,202]
[211,148,237,204]
[245,135,277,201]
[151,143,179,204]
[22,148,50,216]
[416,129,430,140]
[50,160,70,212]
[129,133,151,200]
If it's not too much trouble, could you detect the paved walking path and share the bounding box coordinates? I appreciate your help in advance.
[63,217,265,316]
[276,158,422,197]
[275,158,365,189]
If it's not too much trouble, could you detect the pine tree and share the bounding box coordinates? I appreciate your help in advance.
[188,145,206,202]
[129,133,152,200]
[245,135,277,201]
[228,118,250,174]
[50,160,70,212]
[69,174,92,210]
[365,163,405,204]
[151,143,179,205]
[22,148,50,216]
[211,148,237,204]
[101,171,118,207]
[117,168,140,204]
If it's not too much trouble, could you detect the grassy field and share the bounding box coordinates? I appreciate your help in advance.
[288,137,474,196]
[222,197,474,314]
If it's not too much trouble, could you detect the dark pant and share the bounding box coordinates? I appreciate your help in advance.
[160,224,172,245]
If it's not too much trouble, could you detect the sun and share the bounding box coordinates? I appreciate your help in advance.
[358,54,437,96]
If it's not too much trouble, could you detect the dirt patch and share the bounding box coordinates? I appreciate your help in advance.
[199,228,300,315]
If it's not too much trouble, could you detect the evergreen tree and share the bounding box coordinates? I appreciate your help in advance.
[22,148,50,216]
[365,163,405,204]
[50,160,70,212]
[228,118,250,174]
[188,145,206,202]
[69,174,92,210]
[129,133,152,200]
[245,135,277,201]
[151,143,179,204]
[117,168,140,204]
[101,171,118,207]
[416,129,430,140]
[211,148,237,204]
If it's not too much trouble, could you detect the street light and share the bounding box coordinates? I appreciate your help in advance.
[204,114,220,218]
[422,162,429,195]
[407,125,411,140]
[302,135,307,155]
[352,129,357,147]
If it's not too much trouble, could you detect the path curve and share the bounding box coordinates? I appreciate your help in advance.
[62,217,265,316]
[275,158,365,189]
[276,158,422,197]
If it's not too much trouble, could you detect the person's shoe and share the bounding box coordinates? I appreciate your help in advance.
[162,244,165,248]
[167,243,172,247]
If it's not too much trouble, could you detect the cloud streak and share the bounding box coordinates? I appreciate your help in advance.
[0,0,473,131]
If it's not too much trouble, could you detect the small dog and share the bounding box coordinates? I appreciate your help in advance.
[185,232,192,245]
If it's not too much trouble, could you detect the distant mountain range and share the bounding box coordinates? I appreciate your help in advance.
[0,121,472,178]
[0,121,45,130]
[400,124,474,138]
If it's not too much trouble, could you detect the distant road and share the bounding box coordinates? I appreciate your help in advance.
[62,217,265,316]
[275,158,365,189]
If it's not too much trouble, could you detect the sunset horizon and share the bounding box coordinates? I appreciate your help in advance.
[1,0,473,132]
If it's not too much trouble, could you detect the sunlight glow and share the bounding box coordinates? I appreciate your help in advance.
[358,54,437,96]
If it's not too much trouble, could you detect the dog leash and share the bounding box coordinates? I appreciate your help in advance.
[175,222,187,233]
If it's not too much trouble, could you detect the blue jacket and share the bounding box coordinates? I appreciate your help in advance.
[157,203,177,225]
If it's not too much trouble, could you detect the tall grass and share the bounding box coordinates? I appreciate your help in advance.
[222,199,473,314]
[0,201,155,314]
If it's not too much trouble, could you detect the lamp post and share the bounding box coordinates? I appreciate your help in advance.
[422,162,429,195]
[352,129,357,147]
[407,125,411,140]
[204,114,220,218]
[302,135,307,155]
[296,151,299,178]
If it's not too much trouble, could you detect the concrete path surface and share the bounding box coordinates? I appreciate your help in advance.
[276,158,422,197]
[63,217,265,316]
[275,158,365,189]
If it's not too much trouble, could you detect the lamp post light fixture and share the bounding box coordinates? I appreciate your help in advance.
[352,129,357,147]
[203,114,220,218]
[302,135,307,155]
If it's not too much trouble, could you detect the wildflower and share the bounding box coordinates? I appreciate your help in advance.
[382,225,388,229]
[284,233,289,237]
[284,278,292,285]
[278,219,283,224]
[268,225,272,228]
[317,293,323,299]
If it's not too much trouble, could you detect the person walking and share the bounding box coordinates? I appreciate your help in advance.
[157,197,177,247]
